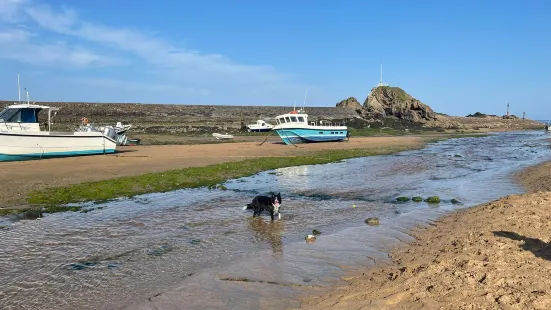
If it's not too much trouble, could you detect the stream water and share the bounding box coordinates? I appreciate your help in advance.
[1,131,550,310]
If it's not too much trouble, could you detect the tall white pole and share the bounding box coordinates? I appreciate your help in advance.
[380,64,383,85]
[17,74,21,102]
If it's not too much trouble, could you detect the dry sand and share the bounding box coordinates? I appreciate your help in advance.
[0,135,430,207]
[299,161,551,310]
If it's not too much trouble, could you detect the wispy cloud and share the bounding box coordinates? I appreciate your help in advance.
[68,77,209,96]
[0,0,300,102]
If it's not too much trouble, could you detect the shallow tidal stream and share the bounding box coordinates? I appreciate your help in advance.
[1,131,550,310]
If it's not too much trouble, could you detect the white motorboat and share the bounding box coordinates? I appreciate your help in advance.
[114,122,132,135]
[0,94,117,162]
[212,133,234,140]
[246,120,273,132]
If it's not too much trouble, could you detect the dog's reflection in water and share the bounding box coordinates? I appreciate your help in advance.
[247,217,284,257]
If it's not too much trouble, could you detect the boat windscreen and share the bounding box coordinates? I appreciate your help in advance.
[0,108,20,122]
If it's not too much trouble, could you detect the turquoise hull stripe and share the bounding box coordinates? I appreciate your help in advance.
[0,149,116,162]
[276,128,348,145]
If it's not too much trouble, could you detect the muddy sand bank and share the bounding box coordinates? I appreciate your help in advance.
[0,135,446,208]
[299,160,551,309]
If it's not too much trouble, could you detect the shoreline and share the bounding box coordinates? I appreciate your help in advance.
[298,159,551,309]
[0,134,461,212]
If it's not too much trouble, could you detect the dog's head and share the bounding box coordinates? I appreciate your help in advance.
[271,192,282,213]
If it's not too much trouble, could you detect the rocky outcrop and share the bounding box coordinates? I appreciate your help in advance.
[336,97,361,109]
[361,86,437,123]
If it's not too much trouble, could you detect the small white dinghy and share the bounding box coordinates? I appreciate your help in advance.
[212,133,234,140]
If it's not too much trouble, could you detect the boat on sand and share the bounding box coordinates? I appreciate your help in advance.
[0,96,117,162]
[272,108,349,145]
[212,133,234,140]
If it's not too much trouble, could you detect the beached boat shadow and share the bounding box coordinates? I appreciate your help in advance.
[247,217,284,257]
[493,231,551,261]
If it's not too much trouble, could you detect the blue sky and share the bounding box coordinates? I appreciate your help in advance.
[0,0,549,118]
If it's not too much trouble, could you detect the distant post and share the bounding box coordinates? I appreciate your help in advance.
[523,112,526,119]
[506,103,510,117]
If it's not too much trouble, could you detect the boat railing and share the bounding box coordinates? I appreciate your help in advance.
[312,120,346,127]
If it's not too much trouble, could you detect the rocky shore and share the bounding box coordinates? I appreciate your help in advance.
[336,86,544,131]
[1,90,544,136]
[299,160,551,310]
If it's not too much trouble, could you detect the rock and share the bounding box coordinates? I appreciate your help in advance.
[189,239,201,245]
[216,185,227,190]
[362,86,438,123]
[396,196,410,202]
[454,154,462,158]
[412,196,423,202]
[451,199,461,204]
[425,196,441,203]
[336,97,362,109]
[305,235,317,242]
[365,217,380,225]
[312,229,321,235]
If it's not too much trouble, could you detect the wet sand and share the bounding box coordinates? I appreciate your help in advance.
[0,135,434,207]
[299,160,551,310]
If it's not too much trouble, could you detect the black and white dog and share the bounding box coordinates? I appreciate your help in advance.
[243,192,282,220]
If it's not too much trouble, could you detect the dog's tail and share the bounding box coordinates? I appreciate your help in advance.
[243,203,253,210]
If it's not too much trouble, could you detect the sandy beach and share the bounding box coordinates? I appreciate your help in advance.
[299,160,551,309]
[0,135,438,207]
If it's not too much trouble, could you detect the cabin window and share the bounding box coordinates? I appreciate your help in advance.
[0,108,40,123]
[290,116,297,122]
[331,132,334,134]
[319,131,323,134]
[298,116,304,122]
[285,117,291,123]
[0,108,20,122]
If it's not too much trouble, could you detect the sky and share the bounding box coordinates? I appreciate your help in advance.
[0,0,549,118]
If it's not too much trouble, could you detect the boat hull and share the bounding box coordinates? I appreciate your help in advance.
[247,128,272,133]
[0,131,117,162]
[275,128,348,145]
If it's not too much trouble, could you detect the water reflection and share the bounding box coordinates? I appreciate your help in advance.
[247,217,284,257]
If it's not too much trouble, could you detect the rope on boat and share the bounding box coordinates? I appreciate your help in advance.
[258,130,274,146]
[282,130,298,148]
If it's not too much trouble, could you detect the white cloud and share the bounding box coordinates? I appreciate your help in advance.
[0,27,121,67]
[0,0,304,103]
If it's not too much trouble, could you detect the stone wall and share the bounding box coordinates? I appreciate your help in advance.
[0,101,359,134]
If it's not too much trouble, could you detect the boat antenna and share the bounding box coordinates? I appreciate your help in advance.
[17,74,21,103]
[293,99,296,112]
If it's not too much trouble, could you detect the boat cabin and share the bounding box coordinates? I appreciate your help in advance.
[274,110,345,127]
[275,111,310,125]
[0,104,60,132]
